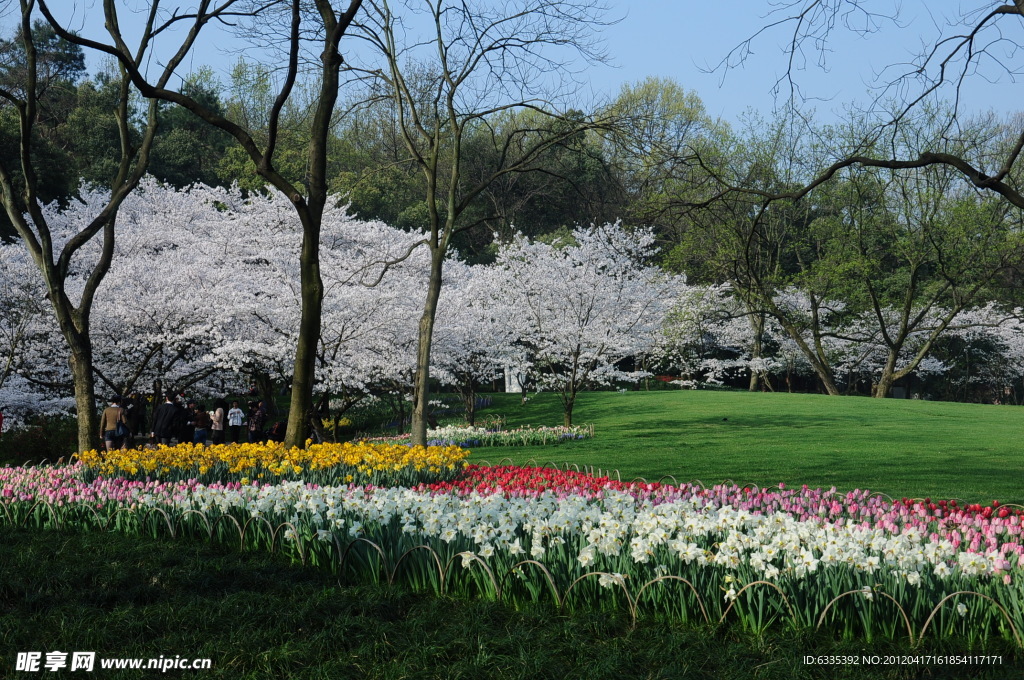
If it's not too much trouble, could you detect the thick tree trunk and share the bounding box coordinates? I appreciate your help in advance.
[563,399,574,427]
[284,219,324,448]
[873,355,899,398]
[770,307,841,396]
[69,346,98,454]
[777,327,840,395]
[411,250,444,447]
[788,346,840,395]
[819,373,841,395]
[281,3,347,449]
[461,382,476,426]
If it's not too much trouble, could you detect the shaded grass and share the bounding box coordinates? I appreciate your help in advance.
[1,527,1019,679]
[469,391,1024,505]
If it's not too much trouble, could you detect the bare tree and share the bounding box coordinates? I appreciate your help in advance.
[714,1,1024,208]
[687,106,1024,398]
[665,2,1024,398]
[40,0,363,448]
[342,0,613,445]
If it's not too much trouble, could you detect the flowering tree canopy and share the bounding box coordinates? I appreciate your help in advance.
[494,223,681,425]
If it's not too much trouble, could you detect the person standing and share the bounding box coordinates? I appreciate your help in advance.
[193,404,212,446]
[179,400,197,445]
[247,400,267,443]
[210,399,227,445]
[151,395,179,446]
[227,400,244,443]
[98,396,129,452]
[124,392,145,447]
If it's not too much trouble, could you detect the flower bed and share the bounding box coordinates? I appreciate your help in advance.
[361,424,594,447]
[76,441,469,487]
[419,464,661,497]
[2,461,1022,645]
[425,466,1024,561]
[0,463,197,505]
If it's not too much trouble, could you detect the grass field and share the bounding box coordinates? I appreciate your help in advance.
[4,389,1024,679]
[468,390,1024,505]
[2,527,1017,680]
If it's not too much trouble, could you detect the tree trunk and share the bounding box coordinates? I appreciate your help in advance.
[787,350,840,395]
[411,249,444,447]
[771,311,841,396]
[748,313,765,391]
[69,346,98,454]
[563,398,574,427]
[152,379,164,411]
[284,218,324,448]
[462,381,476,426]
[873,355,898,398]
[819,374,841,395]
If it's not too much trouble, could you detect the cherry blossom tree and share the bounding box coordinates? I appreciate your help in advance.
[0,1,188,451]
[86,180,247,400]
[0,243,42,396]
[431,259,526,425]
[658,283,776,388]
[494,222,680,425]
[2,181,438,434]
[0,181,252,424]
[942,305,1024,403]
[343,0,612,444]
[40,0,365,447]
[0,242,74,428]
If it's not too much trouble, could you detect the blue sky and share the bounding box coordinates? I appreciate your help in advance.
[58,0,1022,124]
[587,1,1021,123]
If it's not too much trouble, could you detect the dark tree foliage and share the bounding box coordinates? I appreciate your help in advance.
[0,20,87,239]
[150,74,233,188]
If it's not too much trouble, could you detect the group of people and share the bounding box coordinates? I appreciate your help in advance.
[99,394,271,451]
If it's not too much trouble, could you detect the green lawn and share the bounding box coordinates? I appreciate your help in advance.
[469,390,1024,505]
